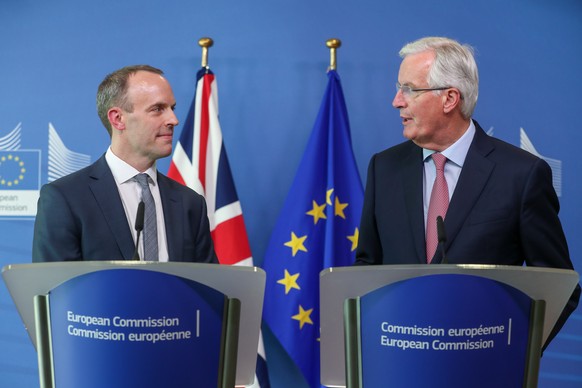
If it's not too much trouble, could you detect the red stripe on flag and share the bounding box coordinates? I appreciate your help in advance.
[198,74,214,191]
[167,161,186,185]
[211,215,252,265]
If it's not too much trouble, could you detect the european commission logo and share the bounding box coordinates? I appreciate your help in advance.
[0,123,41,218]
[520,128,562,197]
[487,127,562,197]
[0,122,90,219]
[0,151,41,190]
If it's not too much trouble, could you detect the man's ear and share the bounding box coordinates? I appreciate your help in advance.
[107,107,125,131]
[442,88,462,114]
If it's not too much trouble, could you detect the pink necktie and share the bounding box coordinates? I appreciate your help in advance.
[426,153,449,263]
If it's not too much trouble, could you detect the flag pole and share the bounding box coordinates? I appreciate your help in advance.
[198,37,214,69]
[326,38,341,71]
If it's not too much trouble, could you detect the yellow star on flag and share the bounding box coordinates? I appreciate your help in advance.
[277,269,300,294]
[292,305,314,329]
[284,232,308,257]
[347,227,359,251]
[326,188,334,205]
[306,200,327,224]
[335,196,348,219]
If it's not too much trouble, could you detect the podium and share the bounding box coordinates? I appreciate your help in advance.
[2,261,266,388]
[320,264,579,388]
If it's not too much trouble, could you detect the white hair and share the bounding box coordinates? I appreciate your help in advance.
[400,37,479,119]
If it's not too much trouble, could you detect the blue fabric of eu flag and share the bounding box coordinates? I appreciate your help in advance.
[262,70,363,387]
[0,150,41,190]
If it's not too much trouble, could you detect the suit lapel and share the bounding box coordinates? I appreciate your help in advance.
[444,123,495,252]
[401,144,427,263]
[158,173,183,262]
[88,156,135,260]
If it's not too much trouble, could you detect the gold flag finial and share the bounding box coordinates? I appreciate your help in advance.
[198,37,214,68]
[326,38,342,71]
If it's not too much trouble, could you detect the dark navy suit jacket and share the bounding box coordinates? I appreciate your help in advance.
[356,121,580,346]
[32,154,217,264]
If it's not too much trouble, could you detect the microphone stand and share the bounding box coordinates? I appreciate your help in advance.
[132,201,145,261]
[436,216,448,264]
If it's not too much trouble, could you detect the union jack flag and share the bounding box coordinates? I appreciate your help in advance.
[168,67,270,387]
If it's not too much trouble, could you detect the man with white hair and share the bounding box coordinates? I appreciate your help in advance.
[356,37,579,347]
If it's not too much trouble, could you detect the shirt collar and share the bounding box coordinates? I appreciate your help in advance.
[105,147,158,185]
[422,120,476,167]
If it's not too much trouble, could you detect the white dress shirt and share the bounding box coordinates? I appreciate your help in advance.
[105,147,169,261]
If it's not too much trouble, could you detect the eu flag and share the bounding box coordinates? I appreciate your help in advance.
[262,70,363,387]
[0,150,41,190]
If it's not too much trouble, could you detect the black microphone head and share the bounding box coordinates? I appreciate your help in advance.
[135,201,145,232]
[436,216,446,243]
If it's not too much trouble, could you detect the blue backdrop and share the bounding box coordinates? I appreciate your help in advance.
[1,1,581,387]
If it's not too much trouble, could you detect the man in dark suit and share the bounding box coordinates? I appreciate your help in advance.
[33,65,217,264]
[356,37,579,345]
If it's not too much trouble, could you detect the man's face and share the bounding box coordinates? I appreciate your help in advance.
[118,71,178,169]
[392,50,446,150]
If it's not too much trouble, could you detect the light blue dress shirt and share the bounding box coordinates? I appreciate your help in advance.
[423,120,476,230]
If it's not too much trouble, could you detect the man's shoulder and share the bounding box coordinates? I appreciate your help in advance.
[472,126,541,167]
[157,173,205,200]
[374,140,419,162]
[43,156,107,189]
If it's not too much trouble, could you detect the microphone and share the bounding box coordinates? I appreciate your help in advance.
[132,201,145,261]
[436,216,447,264]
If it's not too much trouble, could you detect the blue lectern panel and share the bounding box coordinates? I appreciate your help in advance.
[48,269,225,388]
[360,274,532,387]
